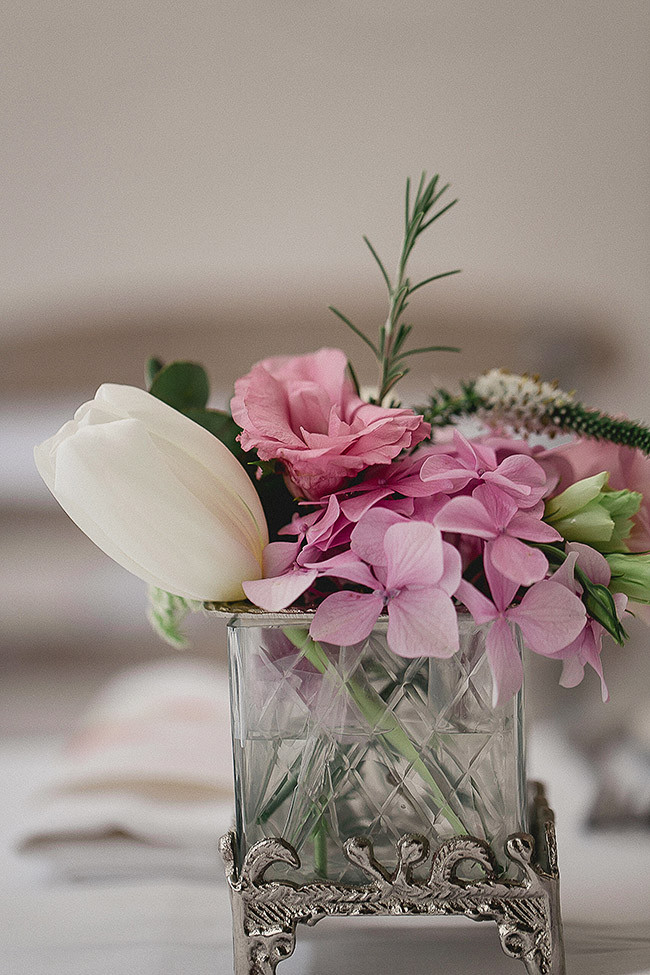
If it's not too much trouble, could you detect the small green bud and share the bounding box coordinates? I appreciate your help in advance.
[606,552,650,604]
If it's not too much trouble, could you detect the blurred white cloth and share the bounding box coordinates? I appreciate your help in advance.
[3,672,650,973]
[15,659,234,882]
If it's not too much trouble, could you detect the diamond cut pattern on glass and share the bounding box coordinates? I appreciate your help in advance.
[230,617,525,884]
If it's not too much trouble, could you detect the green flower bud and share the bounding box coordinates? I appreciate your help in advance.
[606,552,650,604]
[545,471,641,553]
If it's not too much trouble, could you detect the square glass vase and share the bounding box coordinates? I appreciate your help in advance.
[227,611,526,885]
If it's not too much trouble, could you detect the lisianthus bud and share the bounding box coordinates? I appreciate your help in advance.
[34,384,268,601]
[606,552,650,604]
[545,472,641,552]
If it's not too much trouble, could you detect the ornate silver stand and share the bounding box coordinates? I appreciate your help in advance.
[220,781,565,975]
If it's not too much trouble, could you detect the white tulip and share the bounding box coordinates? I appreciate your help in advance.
[34,384,268,601]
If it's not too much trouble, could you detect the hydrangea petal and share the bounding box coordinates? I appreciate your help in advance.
[485,617,524,706]
[384,521,444,589]
[487,535,549,586]
[310,590,384,645]
[509,580,586,654]
[455,579,499,625]
[350,508,406,566]
[434,495,497,538]
[243,568,318,612]
[387,588,459,658]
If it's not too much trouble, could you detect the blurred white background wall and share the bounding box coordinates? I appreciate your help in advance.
[2,0,649,726]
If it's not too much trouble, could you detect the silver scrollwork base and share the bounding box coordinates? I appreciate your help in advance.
[220,781,565,975]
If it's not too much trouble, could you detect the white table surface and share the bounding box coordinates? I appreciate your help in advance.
[1,727,649,975]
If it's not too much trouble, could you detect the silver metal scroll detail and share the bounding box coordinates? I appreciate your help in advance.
[220,780,565,975]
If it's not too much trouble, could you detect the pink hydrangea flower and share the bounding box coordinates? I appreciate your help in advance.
[420,431,549,508]
[543,543,628,702]
[456,562,586,705]
[542,439,650,553]
[434,483,561,586]
[309,520,462,658]
[230,348,430,500]
[335,452,449,522]
[243,495,360,611]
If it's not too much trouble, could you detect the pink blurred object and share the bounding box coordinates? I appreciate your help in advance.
[545,438,650,553]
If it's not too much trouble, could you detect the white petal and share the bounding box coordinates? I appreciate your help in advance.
[49,417,262,600]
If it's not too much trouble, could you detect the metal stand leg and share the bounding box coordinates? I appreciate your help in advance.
[221,782,565,975]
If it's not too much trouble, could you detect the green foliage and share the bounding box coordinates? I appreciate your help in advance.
[185,407,247,461]
[548,402,650,456]
[420,382,483,428]
[330,172,461,405]
[147,586,200,647]
[421,377,650,457]
[145,356,299,541]
[145,357,164,388]
[148,361,210,411]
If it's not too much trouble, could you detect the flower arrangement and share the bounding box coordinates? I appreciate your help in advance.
[35,172,650,709]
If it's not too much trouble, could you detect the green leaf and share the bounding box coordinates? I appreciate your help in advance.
[363,236,392,291]
[185,407,245,460]
[394,344,461,362]
[328,306,378,356]
[145,356,164,389]
[347,359,361,395]
[149,362,210,412]
[408,268,462,295]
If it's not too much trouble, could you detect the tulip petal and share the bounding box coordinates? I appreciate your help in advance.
[49,417,262,600]
[93,385,268,555]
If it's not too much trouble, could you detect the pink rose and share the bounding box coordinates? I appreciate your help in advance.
[544,439,650,553]
[231,348,430,500]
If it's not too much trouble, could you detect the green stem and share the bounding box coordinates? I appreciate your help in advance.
[312,818,328,878]
[283,627,466,835]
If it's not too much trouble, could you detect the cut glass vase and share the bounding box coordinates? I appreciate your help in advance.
[227,611,526,884]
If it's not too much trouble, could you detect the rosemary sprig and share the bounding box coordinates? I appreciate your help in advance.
[330,172,461,406]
